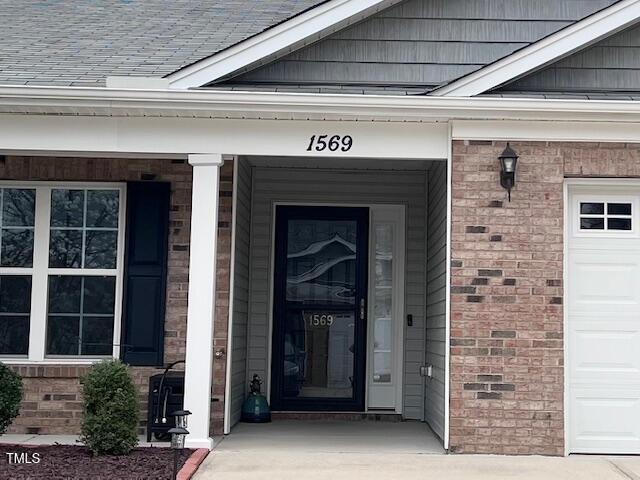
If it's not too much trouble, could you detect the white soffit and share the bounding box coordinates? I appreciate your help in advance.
[431,0,640,97]
[166,0,401,89]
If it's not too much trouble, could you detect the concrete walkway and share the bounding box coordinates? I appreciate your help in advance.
[195,452,640,480]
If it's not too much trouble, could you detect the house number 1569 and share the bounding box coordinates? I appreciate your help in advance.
[306,135,353,152]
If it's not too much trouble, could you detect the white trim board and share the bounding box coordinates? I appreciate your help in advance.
[166,0,401,89]
[431,0,640,97]
[0,114,448,160]
[451,120,640,143]
[223,156,240,435]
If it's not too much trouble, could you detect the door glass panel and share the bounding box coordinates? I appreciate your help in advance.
[284,309,355,399]
[281,217,360,401]
[286,219,357,305]
[372,224,393,383]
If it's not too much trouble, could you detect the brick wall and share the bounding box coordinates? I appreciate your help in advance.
[449,140,640,455]
[1,156,233,436]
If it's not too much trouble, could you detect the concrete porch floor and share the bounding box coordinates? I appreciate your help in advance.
[214,419,444,454]
[193,420,640,480]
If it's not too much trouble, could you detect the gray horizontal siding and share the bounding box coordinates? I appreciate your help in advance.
[425,161,447,441]
[246,166,427,419]
[230,157,252,428]
[500,21,640,93]
[221,0,616,89]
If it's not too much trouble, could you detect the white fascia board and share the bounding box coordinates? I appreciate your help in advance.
[165,0,400,89]
[431,0,640,97]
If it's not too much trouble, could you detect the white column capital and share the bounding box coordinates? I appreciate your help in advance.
[188,153,225,167]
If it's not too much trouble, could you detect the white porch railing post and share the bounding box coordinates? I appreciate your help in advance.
[183,153,224,449]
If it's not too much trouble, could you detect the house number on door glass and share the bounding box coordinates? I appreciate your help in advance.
[306,135,353,152]
[305,313,334,327]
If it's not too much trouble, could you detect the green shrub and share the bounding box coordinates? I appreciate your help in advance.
[0,362,22,434]
[80,360,139,455]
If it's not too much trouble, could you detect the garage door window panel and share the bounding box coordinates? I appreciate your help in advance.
[577,198,636,234]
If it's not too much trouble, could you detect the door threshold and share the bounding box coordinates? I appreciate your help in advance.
[271,412,403,422]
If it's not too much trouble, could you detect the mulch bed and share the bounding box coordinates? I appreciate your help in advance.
[0,444,194,480]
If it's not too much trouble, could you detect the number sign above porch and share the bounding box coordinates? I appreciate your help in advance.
[0,115,449,160]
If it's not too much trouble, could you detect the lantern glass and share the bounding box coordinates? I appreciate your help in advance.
[175,415,187,428]
[501,156,516,173]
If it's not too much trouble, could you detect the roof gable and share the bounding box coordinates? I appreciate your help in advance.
[167,0,402,88]
[215,0,619,94]
[494,20,640,95]
[431,0,640,96]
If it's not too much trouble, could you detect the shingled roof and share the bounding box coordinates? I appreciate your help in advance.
[0,0,325,86]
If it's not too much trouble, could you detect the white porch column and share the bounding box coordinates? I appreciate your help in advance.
[183,153,224,449]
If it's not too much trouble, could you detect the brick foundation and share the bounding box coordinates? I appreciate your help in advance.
[1,156,233,437]
[449,140,640,455]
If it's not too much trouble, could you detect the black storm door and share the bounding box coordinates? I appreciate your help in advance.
[271,206,369,411]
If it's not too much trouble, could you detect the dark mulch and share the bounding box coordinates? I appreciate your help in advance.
[0,444,194,480]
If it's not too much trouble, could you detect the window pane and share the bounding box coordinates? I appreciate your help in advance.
[581,218,605,230]
[373,224,393,384]
[608,203,632,216]
[46,276,116,357]
[86,190,119,228]
[608,218,632,231]
[3,189,35,227]
[0,275,31,356]
[0,316,29,355]
[0,275,32,313]
[1,229,34,267]
[83,277,115,314]
[580,202,604,215]
[46,316,79,355]
[81,317,114,355]
[84,231,117,269]
[48,276,81,313]
[51,189,84,228]
[49,230,83,268]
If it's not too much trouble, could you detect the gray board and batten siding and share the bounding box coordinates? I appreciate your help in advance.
[496,20,640,94]
[229,157,253,427]
[243,164,435,421]
[217,0,619,93]
[425,161,447,440]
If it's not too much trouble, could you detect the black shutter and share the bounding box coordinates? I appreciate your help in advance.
[121,181,170,366]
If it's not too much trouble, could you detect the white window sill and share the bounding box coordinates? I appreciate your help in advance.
[0,358,115,366]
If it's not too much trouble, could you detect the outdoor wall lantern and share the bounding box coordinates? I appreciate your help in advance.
[498,143,518,201]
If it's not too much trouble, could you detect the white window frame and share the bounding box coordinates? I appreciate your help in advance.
[573,194,639,238]
[0,181,126,365]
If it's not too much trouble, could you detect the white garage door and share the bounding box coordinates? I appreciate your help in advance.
[568,184,640,454]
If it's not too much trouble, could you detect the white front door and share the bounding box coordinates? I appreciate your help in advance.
[367,205,405,411]
[568,184,640,454]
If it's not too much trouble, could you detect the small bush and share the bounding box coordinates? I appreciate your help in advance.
[80,360,139,455]
[0,362,22,434]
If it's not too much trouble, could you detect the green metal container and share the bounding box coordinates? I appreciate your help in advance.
[241,374,271,423]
